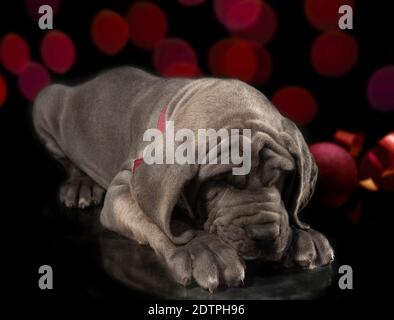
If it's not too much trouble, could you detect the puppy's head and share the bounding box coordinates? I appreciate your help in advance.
[195,163,294,261]
[192,127,318,261]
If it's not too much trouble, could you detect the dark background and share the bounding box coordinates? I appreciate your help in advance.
[1,0,393,306]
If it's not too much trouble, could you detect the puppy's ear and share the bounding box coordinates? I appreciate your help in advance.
[280,119,318,229]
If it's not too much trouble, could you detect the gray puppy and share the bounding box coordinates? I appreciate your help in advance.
[33,67,334,292]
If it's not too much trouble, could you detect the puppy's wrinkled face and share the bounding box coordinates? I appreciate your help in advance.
[197,167,293,262]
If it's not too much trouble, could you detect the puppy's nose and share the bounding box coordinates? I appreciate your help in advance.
[245,223,279,241]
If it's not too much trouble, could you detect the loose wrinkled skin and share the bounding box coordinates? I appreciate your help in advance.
[33,67,334,292]
[200,176,334,267]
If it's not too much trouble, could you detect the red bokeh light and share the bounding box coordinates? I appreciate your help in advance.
[0,33,30,75]
[91,10,129,55]
[153,38,197,76]
[0,74,7,106]
[208,38,236,76]
[162,62,201,78]
[208,38,257,82]
[311,31,358,77]
[367,65,394,112]
[127,2,168,50]
[305,0,354,30]
[41,30,76,74]
[18,62,51,102]
[250,45,272,85]
[223,39,257,82]
[272,86,317,126]
[232,1,277,45]
[310,142,358,208]
[214,0,262,31]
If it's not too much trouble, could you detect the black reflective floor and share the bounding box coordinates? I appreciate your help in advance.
[27,204,340,300]
[100,230,334,300]
[15,185,392,303]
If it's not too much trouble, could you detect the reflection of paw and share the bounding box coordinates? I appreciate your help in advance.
[59,176,105,209]
[165,232,245,292]
[284,228,334,269]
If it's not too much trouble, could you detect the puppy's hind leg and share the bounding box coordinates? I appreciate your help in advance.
[33,88,106,209]
[36,133,105,209]
[59,165,105,209]
[44,142,105,209]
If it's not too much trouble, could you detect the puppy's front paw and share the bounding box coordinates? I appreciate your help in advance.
[283,228,334,269]
[60,177,105,209]
[165,232,245,292]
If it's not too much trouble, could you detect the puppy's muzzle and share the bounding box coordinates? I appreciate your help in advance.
[245,223,280,242]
